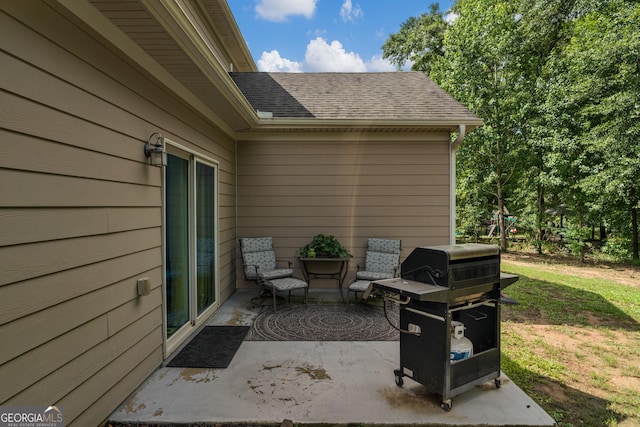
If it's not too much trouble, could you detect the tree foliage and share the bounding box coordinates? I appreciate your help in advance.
[381,3,447,74]
[383,0,640,259]
[546,0,640,259]
[431,0,529,252]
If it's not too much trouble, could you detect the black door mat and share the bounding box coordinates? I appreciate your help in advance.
[167,326,249,368]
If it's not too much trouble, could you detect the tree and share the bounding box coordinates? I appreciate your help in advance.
[382,0,640,260]
[545,0,640,259]
[382,3,447,73]
[515,0,580,254]
[430,0,530,252]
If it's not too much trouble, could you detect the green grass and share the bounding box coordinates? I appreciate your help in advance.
[499,260,640,426]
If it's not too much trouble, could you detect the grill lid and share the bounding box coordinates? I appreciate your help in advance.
[401,243,500,288]
[414,244,499,262]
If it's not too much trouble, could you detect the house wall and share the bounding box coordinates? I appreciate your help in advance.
[0,3,237,426]
[236,132,451,287]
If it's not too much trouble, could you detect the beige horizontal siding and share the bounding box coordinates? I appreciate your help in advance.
[6,309,161,405]
[242,164,449,176]
[0,169,161,207]
[237,136,452,287]
[0,128,156,185]
[238,174,450,186]
[0,2,237,426]
[0,228,160,287]
[0,271,162,366]
[0,207,160,246]
[239,184,450,197]
[240,153,450,166]
[0,248,161,326]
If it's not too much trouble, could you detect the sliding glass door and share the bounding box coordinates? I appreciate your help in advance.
[165,149,218,343]
[195,161,216,315]
[166,155,190,337]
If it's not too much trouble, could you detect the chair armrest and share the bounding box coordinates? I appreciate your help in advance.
[276,259,293,268]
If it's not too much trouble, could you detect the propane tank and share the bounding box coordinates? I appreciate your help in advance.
[450,321,473,362]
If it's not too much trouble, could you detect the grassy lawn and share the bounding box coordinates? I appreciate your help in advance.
[500,256,640,426]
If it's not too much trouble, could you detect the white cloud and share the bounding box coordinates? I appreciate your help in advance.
[255,0,317,22]
[304,37,367,72]
[256,38,395,73]
[257,50,303,72]
[340,0,363,23]
[365,55,395,72]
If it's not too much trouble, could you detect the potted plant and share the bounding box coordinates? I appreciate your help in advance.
[297,234,352,258]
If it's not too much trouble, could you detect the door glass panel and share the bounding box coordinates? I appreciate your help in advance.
[196,162,216,315]
[165,154,189,338]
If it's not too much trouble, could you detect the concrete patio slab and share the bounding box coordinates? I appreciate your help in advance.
[107,290,555,426]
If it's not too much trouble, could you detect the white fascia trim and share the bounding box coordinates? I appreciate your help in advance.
[251,118,483,131]
[56,0,255,137]
[147,0,258,125]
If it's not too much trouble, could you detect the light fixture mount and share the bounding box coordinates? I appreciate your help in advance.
[144,132,167,167]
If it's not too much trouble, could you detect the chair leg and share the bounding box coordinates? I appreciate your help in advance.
[251,286,265,308]
[272,287,277,313]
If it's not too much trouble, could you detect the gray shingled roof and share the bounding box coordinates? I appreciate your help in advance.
[229,72,480,122]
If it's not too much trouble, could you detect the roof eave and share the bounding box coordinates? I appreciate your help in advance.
[208,0,258,72]
[247,118,484,132]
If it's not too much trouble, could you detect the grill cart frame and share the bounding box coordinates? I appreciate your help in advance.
[370,244,518,411]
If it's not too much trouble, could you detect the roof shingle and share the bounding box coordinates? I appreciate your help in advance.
[230,72,480,122]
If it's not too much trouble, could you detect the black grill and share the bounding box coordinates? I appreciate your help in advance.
[370,243,518,411]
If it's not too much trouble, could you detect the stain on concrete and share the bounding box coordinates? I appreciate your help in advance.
[180,368,216,383]
[295,364,331,380]
[123,393,146,414]
[478,377,509,390]
[262,364,282,370]
[247,379,264,394]
[226,309,251,326]
[153,408,164,416]
[379,386,442,415]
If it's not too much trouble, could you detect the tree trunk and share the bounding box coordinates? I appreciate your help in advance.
[497,176,507,252]
[577,206,586,263]
[632,200,639,260]
[536,183,544,254]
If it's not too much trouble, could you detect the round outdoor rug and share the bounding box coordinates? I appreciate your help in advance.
[245,303,400,341]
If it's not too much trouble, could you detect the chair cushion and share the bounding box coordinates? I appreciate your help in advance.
[259,268,293,280]
[368,238,401,253]
[240,237,274,252]
[240,237,278,280]
[356,270,393,280]
[349,280,371,292]
[364,239,401,275]
[265,277,308,291]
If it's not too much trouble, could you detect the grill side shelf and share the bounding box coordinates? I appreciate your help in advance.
[500,272,519,290]
[370,278,449,302]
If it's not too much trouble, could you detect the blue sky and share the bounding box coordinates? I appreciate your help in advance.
[227,0,455,72]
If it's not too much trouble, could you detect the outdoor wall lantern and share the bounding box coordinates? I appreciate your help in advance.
[144,132,167,167]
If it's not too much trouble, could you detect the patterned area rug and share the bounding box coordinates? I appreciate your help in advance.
[245,303,400,341]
